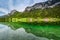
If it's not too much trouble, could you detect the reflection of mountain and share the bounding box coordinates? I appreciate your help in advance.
[2,22,60,40]
[0,0,60,39]
[0,24,49,40]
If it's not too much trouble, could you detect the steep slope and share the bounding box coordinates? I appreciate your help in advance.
[24,5,60,18]
[25,0,60,11]
[0,0,60,22]
[0,5,60,22]
[0,0,60,40]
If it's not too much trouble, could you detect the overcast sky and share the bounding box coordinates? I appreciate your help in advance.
[0,0,47,16]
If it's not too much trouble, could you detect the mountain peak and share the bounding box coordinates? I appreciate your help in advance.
[10,10,17,14]
[25,0,60,11]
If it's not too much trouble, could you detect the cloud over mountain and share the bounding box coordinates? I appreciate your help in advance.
[0,0,47,16]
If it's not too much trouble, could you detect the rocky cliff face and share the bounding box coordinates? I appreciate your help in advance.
[25,0,60,11]
[0,10,17,18]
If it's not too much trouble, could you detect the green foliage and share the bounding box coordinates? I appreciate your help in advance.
[8,11,22,18]
[21,5,60,18]
[2,22,60,40]
[0,5,60,40]
[0,5,60,22]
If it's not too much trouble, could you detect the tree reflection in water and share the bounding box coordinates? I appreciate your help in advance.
[0,24,50,40]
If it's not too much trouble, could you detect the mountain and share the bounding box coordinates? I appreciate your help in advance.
[0,0,60,22]
[25,0,60,11]
[0,10,17,18]
[1,10,22,18]
[1,0,60,18]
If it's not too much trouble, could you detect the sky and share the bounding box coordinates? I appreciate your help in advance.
[0,0,47,16]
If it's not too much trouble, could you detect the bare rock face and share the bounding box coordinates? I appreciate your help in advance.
[25,0,60,11]
[10,10,17,15]
[1,10,17,17]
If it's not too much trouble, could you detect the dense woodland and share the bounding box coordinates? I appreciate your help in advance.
[8,5,60,18]
[0,5,60,22]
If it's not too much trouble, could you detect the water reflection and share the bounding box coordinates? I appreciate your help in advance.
[0,24,51,40]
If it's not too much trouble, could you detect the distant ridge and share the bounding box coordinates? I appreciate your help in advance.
[25,0,60,11]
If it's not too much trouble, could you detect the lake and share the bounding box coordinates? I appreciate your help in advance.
[0,22,60,40]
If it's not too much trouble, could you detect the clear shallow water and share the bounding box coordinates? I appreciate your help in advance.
[0,24,51,40]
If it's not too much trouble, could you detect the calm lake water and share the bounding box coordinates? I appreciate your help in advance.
[0,24,51,40]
